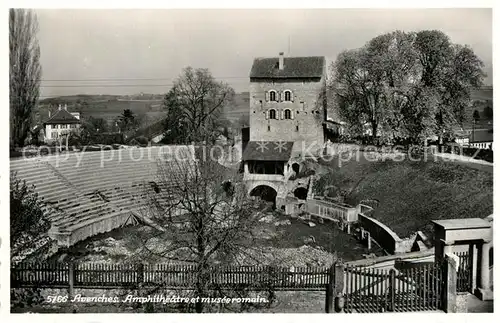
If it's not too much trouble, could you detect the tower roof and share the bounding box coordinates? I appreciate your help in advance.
[250,56,325,79]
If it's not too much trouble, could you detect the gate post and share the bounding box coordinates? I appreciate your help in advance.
[443,254,457,313]
[388,269,396,312]
[334,262,345,313]
[325,264,335,313]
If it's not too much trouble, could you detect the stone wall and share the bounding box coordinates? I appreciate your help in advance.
[358,213,406,254]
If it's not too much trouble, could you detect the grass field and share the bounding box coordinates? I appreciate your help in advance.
[314,153,493,239]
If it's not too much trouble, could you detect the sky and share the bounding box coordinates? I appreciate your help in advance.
[35,8,493,98]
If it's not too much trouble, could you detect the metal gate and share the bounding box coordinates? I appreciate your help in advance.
[455,251,473,293]
[343,263,444,313]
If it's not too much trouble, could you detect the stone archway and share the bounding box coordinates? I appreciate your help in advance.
[249,185,278,208]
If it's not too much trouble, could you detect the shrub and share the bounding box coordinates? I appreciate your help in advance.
[11,288,45,309]
[10,172,50,254]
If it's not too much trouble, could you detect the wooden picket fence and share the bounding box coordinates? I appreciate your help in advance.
[11,260,453,313]
[343,262,444,313]
[11,262,330,291]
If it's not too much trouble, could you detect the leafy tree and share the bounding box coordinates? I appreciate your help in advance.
[9,9,42,148]
[118,109,136,132]
[331,31,418,143]
[161,67,235,144]
[413,30,485,143]
[330,30,485,145]
[10,172,50,258]
[160,90,189,144]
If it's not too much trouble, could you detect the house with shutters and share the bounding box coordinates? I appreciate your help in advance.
[44,104,81,144]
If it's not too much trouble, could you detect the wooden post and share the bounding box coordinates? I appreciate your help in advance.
[325,264,335,313]
[443,254,457,313]
[68,262,75,300]
[137,263,145,284]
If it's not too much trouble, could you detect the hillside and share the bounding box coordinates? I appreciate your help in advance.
[38,92,250,126]
[224,92,250,122]
[37,95,164,126]
[313,155,493,239]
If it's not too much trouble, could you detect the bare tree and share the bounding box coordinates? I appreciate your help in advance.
[10,9,42,148]
[136,147,273,312]
[162,67,235,144]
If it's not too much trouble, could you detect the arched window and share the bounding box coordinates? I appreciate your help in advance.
[269,109,277,120]
[269,90,277,102]
[284,90,292,101]
[284,109,292,119]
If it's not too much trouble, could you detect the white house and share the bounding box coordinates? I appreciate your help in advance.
[44,104,81,144]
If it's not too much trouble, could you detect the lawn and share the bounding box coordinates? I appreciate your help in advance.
[314,153,493,239]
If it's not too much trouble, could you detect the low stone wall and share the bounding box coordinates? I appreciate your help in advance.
[358,213,406,254]
[49,212,134,247]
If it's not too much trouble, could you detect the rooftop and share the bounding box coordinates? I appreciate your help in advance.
[432,218,491,230]
[250,56,325,79]
[44,108,80,125]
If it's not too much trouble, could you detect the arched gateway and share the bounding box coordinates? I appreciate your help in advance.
[249,185,278,207]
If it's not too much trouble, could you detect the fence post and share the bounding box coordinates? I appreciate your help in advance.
[388,269,396,312]
[325,264,335,313]
[137,263,145,296]
[68,262,75,300]
[442,254,457,313]
[334,262,345,313]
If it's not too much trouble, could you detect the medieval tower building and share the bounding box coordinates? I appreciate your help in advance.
[248,52,328,154]
[242,52,338,206]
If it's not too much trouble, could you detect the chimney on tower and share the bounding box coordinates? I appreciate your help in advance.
[279,52,284,70]
[48,110,51,118]
[64,104,68,111]
[58,104,62,111]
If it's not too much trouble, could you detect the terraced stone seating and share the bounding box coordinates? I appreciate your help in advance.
[10,146,195,247]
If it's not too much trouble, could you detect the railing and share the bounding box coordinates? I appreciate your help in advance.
[306,199,358,223]
[455,251,473,293]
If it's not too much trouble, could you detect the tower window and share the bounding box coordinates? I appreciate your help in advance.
[296,125,299,132]
[284,90,292,102]
[284,109,292,120]
[269,109,277,120]
[268,125,271,131]
[269,90,277,102]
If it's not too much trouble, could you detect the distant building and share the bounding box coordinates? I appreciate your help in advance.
[44,104,81,143]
